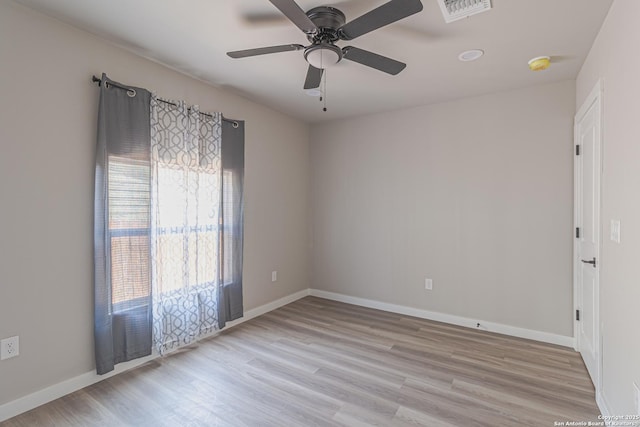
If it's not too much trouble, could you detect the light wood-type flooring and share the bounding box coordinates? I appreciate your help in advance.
[2,297,600,426]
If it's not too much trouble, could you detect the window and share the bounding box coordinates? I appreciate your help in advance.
[108,157,150,308]
[153,164,220,294]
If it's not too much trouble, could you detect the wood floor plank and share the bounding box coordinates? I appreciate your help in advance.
[1,296,600,426]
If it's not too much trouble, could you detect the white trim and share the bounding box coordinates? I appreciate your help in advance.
[0,355,156,423]
[576,79,603,122]
[309,289,574,348]
[0,288,310,422]
[597,391,613,426]
[226,289,310,329]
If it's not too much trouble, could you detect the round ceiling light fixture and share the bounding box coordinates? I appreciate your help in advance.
[458,49,484,62]
[528,56,551,71]
[304,44,342,69]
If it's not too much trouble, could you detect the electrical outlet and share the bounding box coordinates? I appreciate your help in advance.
[1,336,19,360]
[424,278,433,290]
[271,271,277,282]
[633,382,640,415]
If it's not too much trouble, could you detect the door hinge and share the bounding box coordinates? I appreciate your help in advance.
[576,227,580,238]
[576,309,580,321]
[576,145,581,155]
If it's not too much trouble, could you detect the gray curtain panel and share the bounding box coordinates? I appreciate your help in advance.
[94,74,152,374]
[218,119,245,328]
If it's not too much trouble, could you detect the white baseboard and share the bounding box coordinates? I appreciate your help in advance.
[227,288,310,328]
[0,288,310,423]
[597,391,613,425]
[309,289,575,348]
[0,354,157,423]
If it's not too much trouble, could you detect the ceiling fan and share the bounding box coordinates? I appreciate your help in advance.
[227,0,424,90]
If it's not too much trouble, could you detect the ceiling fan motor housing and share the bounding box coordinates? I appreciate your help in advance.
[305,7,346,43]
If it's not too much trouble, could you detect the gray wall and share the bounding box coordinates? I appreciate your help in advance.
[576,0,640,415]
[310,80,576,336]
[0,1,310,405]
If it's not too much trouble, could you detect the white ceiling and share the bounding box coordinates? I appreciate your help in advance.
[15,0,613,123]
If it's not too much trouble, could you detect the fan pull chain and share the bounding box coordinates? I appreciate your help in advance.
[323,69,327,112]
[318,51,327,112]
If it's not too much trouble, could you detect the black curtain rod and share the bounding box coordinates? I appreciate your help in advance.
[91,75,239,127]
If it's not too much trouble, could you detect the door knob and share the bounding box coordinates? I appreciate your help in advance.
[581,257,597,268]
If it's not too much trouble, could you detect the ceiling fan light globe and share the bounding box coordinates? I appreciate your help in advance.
[305,45,341,69]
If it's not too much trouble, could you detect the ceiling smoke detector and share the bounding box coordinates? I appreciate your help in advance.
[437,0,492,23]
[528,56,551,71]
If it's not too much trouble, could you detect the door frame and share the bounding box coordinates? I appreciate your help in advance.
[573,79,603,392]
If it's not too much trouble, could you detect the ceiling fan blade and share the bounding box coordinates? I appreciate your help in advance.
[338,0,423,40]
[227,44,304,58]
[268,0,318,34]
[242,0,368,26]
[304,65,324,89]
[342,46,406,75]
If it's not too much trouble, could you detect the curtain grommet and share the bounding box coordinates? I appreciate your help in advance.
[127,89,137,98]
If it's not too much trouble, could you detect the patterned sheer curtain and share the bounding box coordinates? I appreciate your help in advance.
[150,97,222,354]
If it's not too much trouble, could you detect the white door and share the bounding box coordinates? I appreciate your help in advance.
[574,81,602,389]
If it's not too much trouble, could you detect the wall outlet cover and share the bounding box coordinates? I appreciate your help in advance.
[0,336,19,360]
[634,382,640,415]
[271,271,277,282]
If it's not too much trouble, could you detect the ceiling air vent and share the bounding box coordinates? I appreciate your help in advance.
[437,0,492,23]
